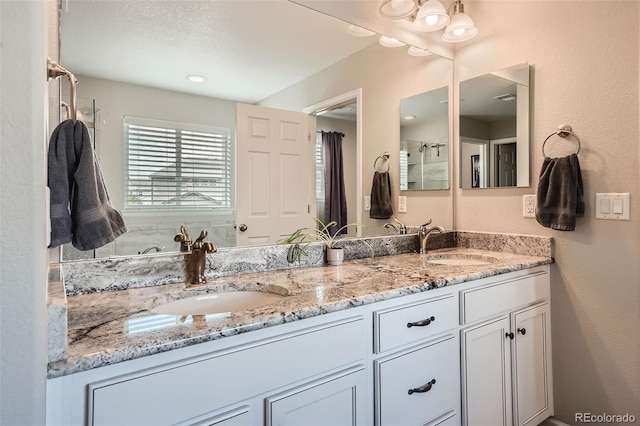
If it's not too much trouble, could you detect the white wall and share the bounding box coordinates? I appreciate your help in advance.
[454,1,640,422]
[0,1,50,424]
[261,43,455,231]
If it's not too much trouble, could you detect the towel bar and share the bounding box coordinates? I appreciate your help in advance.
[47,58,78,123]
[374,153,390,172]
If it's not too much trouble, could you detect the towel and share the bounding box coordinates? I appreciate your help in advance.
[370,171,393,219]
[48,120,127,250]
[535,153,584,231]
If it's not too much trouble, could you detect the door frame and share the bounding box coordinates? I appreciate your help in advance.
[303,89,363,237]
[489,137,517,188]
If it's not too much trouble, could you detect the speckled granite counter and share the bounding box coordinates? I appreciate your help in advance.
[48,231,553,379]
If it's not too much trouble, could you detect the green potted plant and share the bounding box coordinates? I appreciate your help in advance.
[280,218,369,266]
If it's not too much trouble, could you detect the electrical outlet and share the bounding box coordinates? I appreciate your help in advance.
[523,195,536,218]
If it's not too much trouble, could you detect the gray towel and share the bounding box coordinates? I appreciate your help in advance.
[535,153,584,231]
[48,120,127,250]
[370,171,393,219]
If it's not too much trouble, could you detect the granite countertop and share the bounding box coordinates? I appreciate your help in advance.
[48,245,553,378]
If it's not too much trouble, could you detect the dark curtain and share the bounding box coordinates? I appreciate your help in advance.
[322,131,347,235]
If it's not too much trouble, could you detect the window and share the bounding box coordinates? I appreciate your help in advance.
[124,116,231,210]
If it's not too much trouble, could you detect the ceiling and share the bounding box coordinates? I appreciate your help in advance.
[60,0,379,104]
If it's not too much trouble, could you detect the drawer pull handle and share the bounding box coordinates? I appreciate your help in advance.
[505,332,515,340]
[518,328,526,335]
[408,379,436,395]
[407,316,435,328]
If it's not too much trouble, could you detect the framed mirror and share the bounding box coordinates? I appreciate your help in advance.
[400,86,449,191]
[459,63,531,189]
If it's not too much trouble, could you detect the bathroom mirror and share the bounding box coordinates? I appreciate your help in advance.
[400,86,450,191]
[459,63,531,189]
[59,0,454,260]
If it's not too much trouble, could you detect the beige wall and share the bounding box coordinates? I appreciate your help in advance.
[454,1,640,423]
[261,43,455,231]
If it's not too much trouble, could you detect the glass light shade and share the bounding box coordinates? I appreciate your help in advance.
[379,36,406,48]
[413,0,450,32]
[346,25,376,37]
[379,0,417,19]
[442,12,478,42]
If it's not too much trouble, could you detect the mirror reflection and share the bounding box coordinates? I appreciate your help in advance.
[59,1,455,261]
[459,63,531,189]
[399,87,449,191]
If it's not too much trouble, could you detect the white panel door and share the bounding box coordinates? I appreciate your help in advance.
[236,103,312,246]
[462,317,513,426]
[512,303,552,426]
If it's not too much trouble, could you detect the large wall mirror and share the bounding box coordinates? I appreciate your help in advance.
[59,0,454,261]
[459,63,531,189]
[400,87,449,191]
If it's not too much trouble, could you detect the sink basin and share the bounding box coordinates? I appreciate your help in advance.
[152,291,285,315]
[425,253,497,266]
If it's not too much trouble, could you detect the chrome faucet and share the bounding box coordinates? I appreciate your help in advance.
[418,219,447,253]
[188,230,217,285]
[384,217,407,234]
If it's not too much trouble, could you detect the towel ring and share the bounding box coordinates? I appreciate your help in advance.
[374,153,390,173]
[542,125,581,157]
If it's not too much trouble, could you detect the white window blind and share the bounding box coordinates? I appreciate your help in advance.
[124,116,231,210]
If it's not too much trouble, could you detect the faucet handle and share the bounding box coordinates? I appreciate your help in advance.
[420,218,433,228]
[394,217,406,227]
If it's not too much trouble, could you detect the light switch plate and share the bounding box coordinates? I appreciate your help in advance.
[364,196,371,211]
[398,196,407,213]
[595,193,630,220]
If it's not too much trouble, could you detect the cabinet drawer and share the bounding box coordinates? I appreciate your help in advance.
[461,272,549,325]
[375,336,459,426]
[374,295,457,353]
[88,317,365,426]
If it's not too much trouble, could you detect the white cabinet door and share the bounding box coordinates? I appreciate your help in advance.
[462,317,513,426]
[265,367,366,426]
[512,303,552,426]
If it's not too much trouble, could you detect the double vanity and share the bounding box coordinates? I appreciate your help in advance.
[46,231,554,426]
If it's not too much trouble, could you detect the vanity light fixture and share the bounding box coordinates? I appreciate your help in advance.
[407,46,432,56]
[346,24,376,37]
[379,0,418,19]
[379,0,478,43]
[379,35,407,47]
[186,75,206,83]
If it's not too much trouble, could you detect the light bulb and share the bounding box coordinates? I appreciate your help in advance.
[425,15,439,26]
[453,28,465,36]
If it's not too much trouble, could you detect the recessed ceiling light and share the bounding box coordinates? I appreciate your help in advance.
[186,75,206,83]
[346,25,376,37]
[403,115,416,120]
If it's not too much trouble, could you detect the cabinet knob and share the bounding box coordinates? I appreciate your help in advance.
[517,328,526,335]
[505,332,515,340]
[408,379,436,395]
[407,316,435,328]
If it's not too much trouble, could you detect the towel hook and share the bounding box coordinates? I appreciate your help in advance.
[542,124,581,157]
[374,152,390,173]
[47,58,78,123]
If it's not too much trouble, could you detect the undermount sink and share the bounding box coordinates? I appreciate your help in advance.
[426,253,497,266]
[152,291,285,316]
